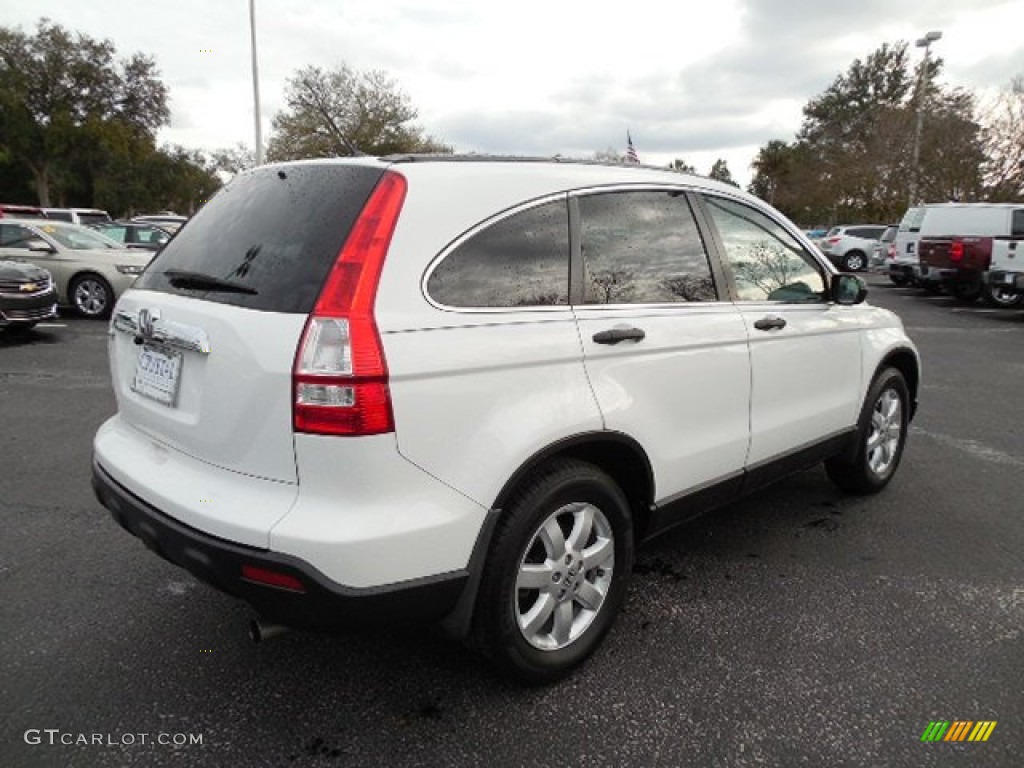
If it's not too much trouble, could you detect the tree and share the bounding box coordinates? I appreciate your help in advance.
[708,158,738,186]
[210,143,256,179]
[669,158,696,173]
[0,18,168,205]
[593,147,625,163]
[748,140,793,205]
[266,64,450,161]
[979,75,1024,200]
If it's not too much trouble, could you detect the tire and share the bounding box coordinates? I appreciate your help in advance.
[950,280,981,303]
[69,274,114,319]
[826,368,909,494]
[473,459,633,684]
[842,251,866,272]
[888,274,909,286]
[981,284,1024,309]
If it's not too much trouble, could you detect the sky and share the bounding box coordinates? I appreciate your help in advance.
[3,0,1023,187]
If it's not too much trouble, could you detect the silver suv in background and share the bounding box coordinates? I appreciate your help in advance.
[820,225,887,272]
[871,225,898,269]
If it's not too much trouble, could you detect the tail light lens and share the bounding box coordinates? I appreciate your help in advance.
[887,244,896,259]
[950,241,964,262]
[827,236,841,245]
[293,171,407,436]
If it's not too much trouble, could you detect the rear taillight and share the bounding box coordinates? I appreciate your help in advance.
[293,171,407,436]
[887,244,896,259]
[950,241,964,262]
[827,236,841,245]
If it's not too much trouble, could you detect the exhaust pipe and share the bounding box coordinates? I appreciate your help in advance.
[249,618,290,644]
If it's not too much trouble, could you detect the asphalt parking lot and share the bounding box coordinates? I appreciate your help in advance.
[2,275,1022,767]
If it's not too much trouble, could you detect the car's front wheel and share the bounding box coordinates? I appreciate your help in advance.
[474,459,633,684]
[843,251,866,272]
[826,367,909,494]
[69,274,114,319]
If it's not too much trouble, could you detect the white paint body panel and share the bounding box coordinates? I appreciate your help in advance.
[94,415,297,548]
[270,434,487,587]
[108,290,305,483]
[382,313,603,507]
[573,304,750,499]
[739,303,863,466]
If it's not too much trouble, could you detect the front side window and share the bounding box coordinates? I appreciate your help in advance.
[0,224,34,248]
[427,199,569,307]
[703,195,826,303]
[578,190,716,304]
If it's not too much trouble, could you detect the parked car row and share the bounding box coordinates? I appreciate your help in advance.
[886,203,1024,308]
[0,219,154,319]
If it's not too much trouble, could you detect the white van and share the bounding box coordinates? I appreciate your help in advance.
[43,208,112,226]
[889,203,1022,289]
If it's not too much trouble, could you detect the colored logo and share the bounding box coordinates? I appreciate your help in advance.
[921,721,997,742]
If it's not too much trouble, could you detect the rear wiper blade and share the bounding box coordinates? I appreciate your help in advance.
[163,269,258,295]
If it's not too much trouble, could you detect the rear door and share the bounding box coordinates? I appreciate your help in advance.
[697,194,862,473]
[108,163,387,484]
[571,188,751,507]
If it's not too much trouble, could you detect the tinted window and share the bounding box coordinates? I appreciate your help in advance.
[136,164,385,313]
[45,210,73,222]
[1012,209,1024,237]
[579,191,715,304]
[703,195,826,302]
[78,212,111,226]
[881,226,898,243]
[850,227,885,239]
[427,199,569,307]
[0,224,34,248]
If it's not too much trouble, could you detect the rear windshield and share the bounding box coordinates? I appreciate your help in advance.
[77,212,111,226]
[136,164,386,313]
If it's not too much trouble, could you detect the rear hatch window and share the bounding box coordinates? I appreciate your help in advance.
[136,163,387,313]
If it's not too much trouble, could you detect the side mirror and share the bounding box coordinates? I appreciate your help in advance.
[27,239,56,253]
[831,273,868,305]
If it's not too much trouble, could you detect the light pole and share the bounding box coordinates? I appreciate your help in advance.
[249,0,264,166]
[908,30,941,207]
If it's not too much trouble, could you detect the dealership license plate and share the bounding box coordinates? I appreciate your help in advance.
[132,346,182,407]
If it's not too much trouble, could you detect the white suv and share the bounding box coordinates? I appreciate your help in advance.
[92,157,921,683]
[819,225,887,272]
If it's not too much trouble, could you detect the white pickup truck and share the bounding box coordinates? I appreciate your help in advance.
[985,208,1024,303]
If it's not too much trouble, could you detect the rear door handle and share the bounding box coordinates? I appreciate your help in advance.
[592,327,646,345]
[753,316,787,331]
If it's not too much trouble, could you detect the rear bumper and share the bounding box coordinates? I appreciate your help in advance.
[92,460,468,629]
[985,270,1024,291]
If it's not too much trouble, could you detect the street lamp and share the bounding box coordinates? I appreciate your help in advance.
[249,0,264,166]
[908,30,942,206]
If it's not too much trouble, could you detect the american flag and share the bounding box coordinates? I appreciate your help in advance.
[626,131,639,164]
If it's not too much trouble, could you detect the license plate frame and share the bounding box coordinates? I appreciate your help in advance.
[132,345,182,407]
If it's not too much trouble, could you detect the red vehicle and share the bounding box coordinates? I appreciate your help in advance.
[0,204,47,219]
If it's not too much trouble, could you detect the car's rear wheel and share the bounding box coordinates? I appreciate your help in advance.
[843,251,866,272]
[473,459,633,684]
[69,274,113,319]
[826,368,909,494]
[981,284,1023,308]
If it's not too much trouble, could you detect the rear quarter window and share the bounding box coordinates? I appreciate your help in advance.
[136,164,386,313]
[426,198,569,308]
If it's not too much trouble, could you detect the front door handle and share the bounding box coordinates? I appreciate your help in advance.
[592,327,646,345]
[753,316,787,331]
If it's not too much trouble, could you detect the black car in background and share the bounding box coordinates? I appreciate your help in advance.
[0,260,58,331]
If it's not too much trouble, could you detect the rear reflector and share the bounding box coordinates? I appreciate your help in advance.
[293,171,407,436]
[241,564,306,593]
